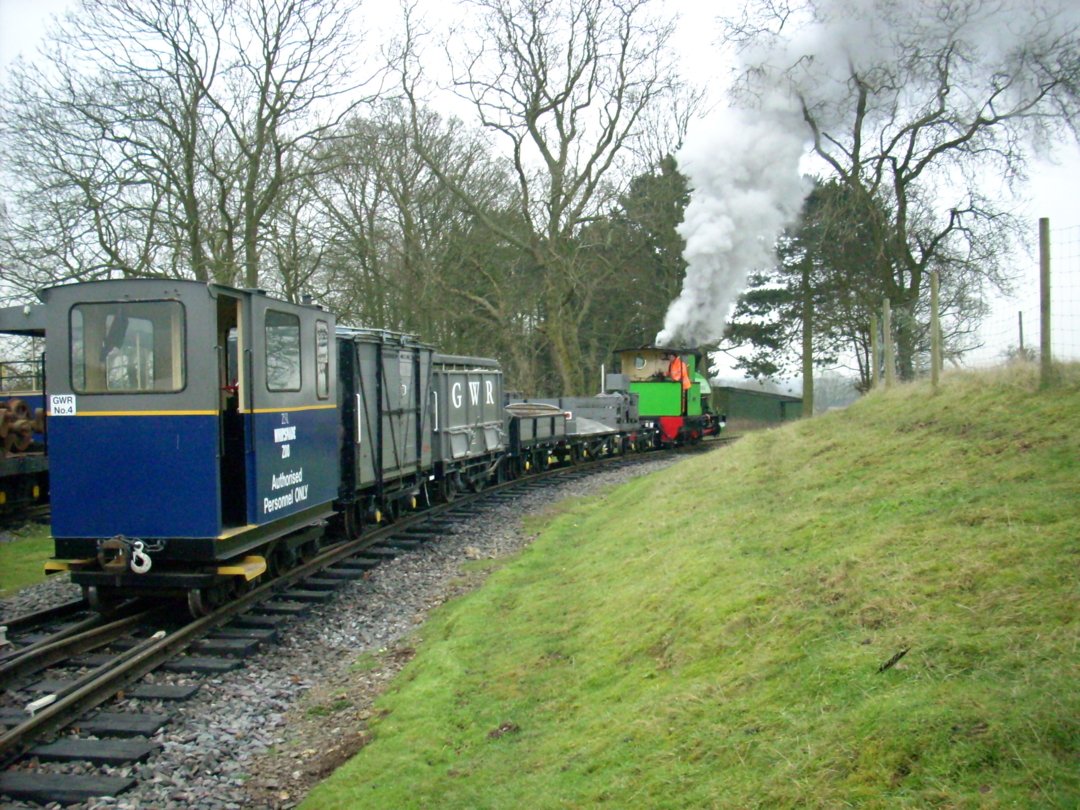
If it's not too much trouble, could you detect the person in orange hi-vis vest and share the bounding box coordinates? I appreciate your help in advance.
[667,353,692,391]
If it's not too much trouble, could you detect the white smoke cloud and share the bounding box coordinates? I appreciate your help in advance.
[656,94,808,346]
[656,0,1080,348]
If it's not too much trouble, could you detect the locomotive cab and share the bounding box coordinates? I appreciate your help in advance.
[614,346,719,444]
[42,280,339,613]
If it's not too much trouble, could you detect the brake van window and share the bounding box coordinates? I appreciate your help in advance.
[71,301,185,393]
[266,310,302,391]
[315,320,330,399]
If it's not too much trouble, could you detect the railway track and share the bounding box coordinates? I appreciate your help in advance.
[0,505,50,532]
[0,448,701,806]
[1,597,88,640]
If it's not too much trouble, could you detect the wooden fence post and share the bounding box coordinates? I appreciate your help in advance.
[930,271,941,390]
[870,313,880,390]
[1039,217,1053,388]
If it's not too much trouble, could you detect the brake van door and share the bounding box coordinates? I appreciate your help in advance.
[247,293,338,527]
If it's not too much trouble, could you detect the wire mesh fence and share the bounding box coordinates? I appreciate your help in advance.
[869,218,1080,392]
[960,219,1080,368]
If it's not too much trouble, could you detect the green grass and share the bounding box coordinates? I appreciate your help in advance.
[0,522,54,598]
[304,364,1079,808]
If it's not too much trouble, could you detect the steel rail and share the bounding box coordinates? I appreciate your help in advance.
[0,598,87,634]
[0,446,682,767]
[0,612,106,667]
[0,607,155,691]
[0,515,426,766]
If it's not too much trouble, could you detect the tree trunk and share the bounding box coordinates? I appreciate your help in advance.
[894,301,919,380]
[801,259,814,416]
[545,308,587,395]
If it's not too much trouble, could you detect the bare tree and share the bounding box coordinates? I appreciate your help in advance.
[727,0,1080,378]
[398,0,687,393]
[0,0,372,291]
[313,105,511,325]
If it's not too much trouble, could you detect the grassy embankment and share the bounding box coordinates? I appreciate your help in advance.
[0,522,53,598]
[303,364,1079,808]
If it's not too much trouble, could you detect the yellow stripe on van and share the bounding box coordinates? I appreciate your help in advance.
[51,410,217,417]
[52,404,336,417]
[251,404,337,414]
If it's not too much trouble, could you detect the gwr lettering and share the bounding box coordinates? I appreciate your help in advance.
[452,380,494,408]
[50,394,77,416]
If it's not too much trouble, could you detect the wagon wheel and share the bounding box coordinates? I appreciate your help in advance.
[439,476,456,503]
[469,470,487,493]
[380,498,401,524]
[187,587,216,618]
[342,502,363,540]
[268,542,298,578]
[83,585,121,616]
[187,581,231,617]
[299,536,323,562]
[232,576,254,598]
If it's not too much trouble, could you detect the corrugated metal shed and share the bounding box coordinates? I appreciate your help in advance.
[713,386,803,431]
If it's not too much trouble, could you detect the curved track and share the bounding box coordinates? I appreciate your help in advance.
[0,446,709,805]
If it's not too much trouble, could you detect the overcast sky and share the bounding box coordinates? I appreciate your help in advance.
[1,0,1077,368]
[2,0,1074,227]
[5,0,1073,210]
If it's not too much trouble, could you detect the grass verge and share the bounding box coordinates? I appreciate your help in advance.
[302,364,1079,807]
[0,522,53,598]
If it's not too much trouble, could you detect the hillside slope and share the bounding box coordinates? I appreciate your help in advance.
[303,366,1079,808]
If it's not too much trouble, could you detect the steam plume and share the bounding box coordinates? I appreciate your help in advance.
[656,96,807,346]
[656,0,1080,348]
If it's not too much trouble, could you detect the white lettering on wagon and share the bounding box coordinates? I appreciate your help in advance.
[275,424,297,458]
[469,381,479,405]
[451,382,462,408]
[264,492,294,513]
[271,469,304,490]
[263,481,310,514]
[265,414,308,513]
